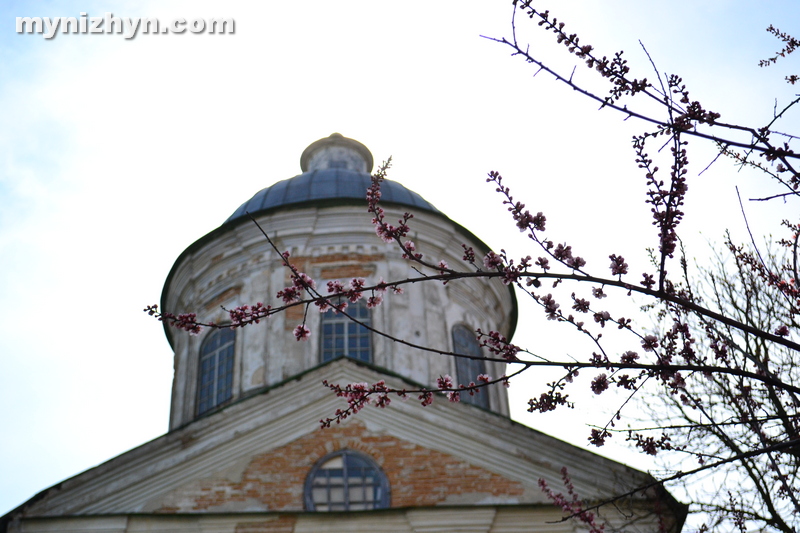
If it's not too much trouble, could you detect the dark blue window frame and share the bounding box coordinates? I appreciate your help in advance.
[320,301,372,363]
[304,450,390,511]
[452,325,489,409]
[196,328,235,415]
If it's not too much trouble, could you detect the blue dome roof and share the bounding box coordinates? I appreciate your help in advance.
[225,168,441,224]
[162,134,518,349]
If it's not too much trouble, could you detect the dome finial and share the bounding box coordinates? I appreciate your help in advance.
[300,133,374,173]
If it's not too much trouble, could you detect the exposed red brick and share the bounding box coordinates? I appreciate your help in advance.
[318,264,375,279]
[156,421,523,513]
[285,304,304,323]
[204,286,242,311]
[292,253,384,281]
[280,254,383,329]
[310,253,384,265]
[235,516,296,532]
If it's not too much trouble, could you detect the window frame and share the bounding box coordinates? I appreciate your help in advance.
[320,300,372,363]
[451,324,490,409]
[304,449,390,511]
[196,328,236,416]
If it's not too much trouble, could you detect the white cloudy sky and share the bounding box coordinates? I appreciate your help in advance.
[1,0,797,517]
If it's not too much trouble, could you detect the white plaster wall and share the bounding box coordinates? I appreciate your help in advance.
[163,205,515,429]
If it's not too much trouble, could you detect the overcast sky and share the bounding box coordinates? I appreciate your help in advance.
[1,0,797,517]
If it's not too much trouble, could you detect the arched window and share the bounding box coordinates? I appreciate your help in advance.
[196,328,235,415]
[452,325,489,409]
[304,450,390,511]
[320,301,372,363]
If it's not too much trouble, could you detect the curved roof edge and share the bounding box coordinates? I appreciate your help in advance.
[160,198,518,349]
[225,169,441,226]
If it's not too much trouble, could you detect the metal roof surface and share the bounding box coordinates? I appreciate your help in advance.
[225,168,441,224]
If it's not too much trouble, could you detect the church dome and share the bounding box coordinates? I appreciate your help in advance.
[162,133,518,429]
[225,133,440,225]
[2,133,684,533]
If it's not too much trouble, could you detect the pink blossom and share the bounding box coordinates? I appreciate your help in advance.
[375,278,388,293]
[372,392,391,408]
[532,212,546,231]
[419,391,434,406]
[346,279,365,302]
[293,324,311,341]
[292,272,316,290]
[641,335,659,351]
[369,380,391,408]
[480,330,521,361]
[327,280,345,294]
[553,243,573,261]
[501,265,521,285]
[277,286,301,304]
[366,294,383,308]
[437,375,454,389]
[571,295,590,313]
[513,208,534,231]
[462,245,475,263]
[535,257,551,271]
[229,302,271,326]
[483,251,504,270]
[609,254,628,276]
[591,287,607,299]
[591,374,609,394]
[567,256,586,269]
[616,374,637,390]
[172,313,202,335]
[589,428,609,446]
[527,390,570,412]
[347,291,364,303]
[593,310,611,327]
[144,305,203,335]
[374,224,394,243]
[669,372,686,390]
[346,279,366,302]
[590,352,609,367]
[542,293,560,320]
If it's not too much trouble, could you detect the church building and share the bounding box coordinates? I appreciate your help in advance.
[2,134,686,532]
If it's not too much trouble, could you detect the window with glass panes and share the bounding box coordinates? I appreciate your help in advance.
[304,450,390,511]
[320,301,371,362]
[452,324,489,409]
[196,328,235,415]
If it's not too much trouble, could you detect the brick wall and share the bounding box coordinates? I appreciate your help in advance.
[234,516,297,532]
[157,420,523,512]
[282,254,382,326]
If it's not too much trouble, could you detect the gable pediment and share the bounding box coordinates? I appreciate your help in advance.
[9,359,663,521]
